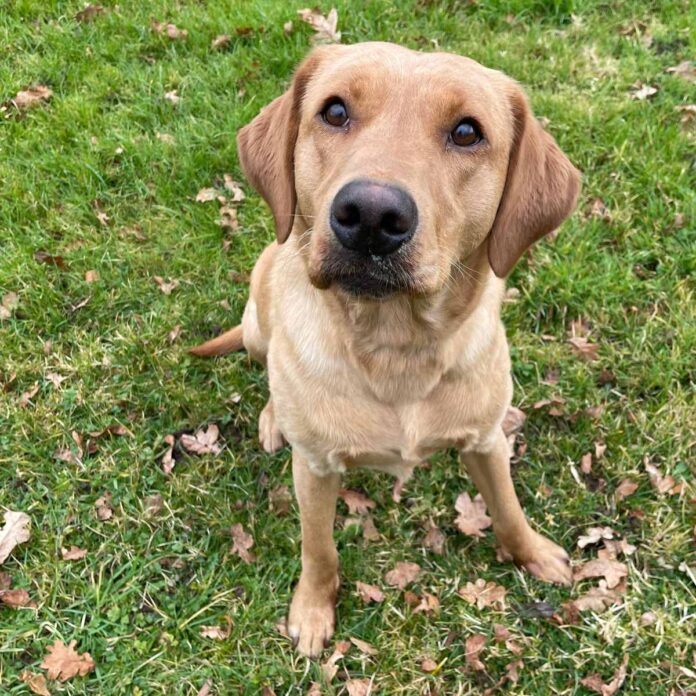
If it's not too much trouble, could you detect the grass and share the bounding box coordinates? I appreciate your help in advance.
[1,0,694,693]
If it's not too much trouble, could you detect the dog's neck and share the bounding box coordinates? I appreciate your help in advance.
[325,245,503,403]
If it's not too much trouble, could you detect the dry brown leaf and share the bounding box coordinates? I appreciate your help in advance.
[269,485,292,516]
[454,492,491,538]
[666,61,696,83]
[675,104,696,128]
[384,561,421,590]
[532,395,566,416]
[223,174,245,202]
[458,578,507,609]
[41,640,95,682]
[644,459,680,495]
[594,441,607,460]
[639,611,657,626]
[502,405,526,436]
[422,518,445,555]
[0,588,32,607]
[297,7,341,43]
[0,511,31,564]
[200,617,232,640]
[153,276,179,295]
[19,382,40,408]
[211,34,230,49]
[20,671,51,696]
[167,325,181,343]
[588,198,611,221]
[321,640,351,682]
[34,250,66,268]
[465,634,487,671]
[195,187,217,203]
[356,581,384,603]
[151,21,188,40]
[0,291,19,320]
[599,538,636,560]
[421,657,438,672]
[95,493,113,522]
[413,591,440,615]
[339,489,376,515]
[0,572,9,590]
[360,514,379,542]
[580,452,593,474]
[75,4,104,22]
[11,85,53,110]
[345,679,371,696]
[230,523,255,563]
[568,336,600,361]
[615,479,638,501]
[574,558,628,589]
[180,424,222,456]
[164,90,180,105]
[83,270,98,284]
[567,580,620,613]
[61,546,87,561]
[577,526,615,549]
[581,654,629,695]
[144,493,164,515]
[161,434,176,475]
[218,204,239,232]
[197,679,213,696]
[350,637,377,656]
[630,82,658,100]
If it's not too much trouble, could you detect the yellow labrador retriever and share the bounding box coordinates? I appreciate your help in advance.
[192,42,580,657]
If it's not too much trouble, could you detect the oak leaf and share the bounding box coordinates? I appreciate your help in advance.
[61,546,87,561]
[339,489,375,515]
[0,511,31,564]
[297,8,341,43]
[614,479,638,501]
[458,578,507,609]
[11,85,53,110]
[230,523,255,563]
[95,493,113,521]
[502,406,526,436]
[384,561,421,590]
[454,492,491,538]
[577,526,615,549]
[573,559,628,589]
[180,424,222,456]
[41,640,95,682]
[0,588,32,607]
[465,634,487,671]
[356,581,384,603]
[422,518,445,555]
[20,671,51,696]
[581,654,629,695]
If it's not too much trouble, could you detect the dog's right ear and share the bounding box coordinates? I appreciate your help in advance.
[237,48,331,243]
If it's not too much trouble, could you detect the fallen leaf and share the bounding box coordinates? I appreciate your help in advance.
[164,90,180,105]
[458,578,507,609]
[197,679,213,696]
[75,4,104,22]
[95,493,113,521]
[422,518,445,555]
[305,683,321,696]
[0,511,31,564]
[566,580,620,613]
[577,526,615,549]
[630,82,658,100]
[588,197,611,221]
[413,591,440,615]
[339,489,376,515]
[384,561,421,590]
[34,250,65,268]
[223,174,245,202]
[321,640,351,682]
[180,424,222,456]
[502,406,526,436]
[581,654,629,695]
[356,581,384,603]
[454,492,492,538]
[421,657,438,672]
[211,34,230,49]
[666,61,696,84]
[0,572,9,590]
[144,494,164,515]
[615,479,638,501]
[505,659,524,684]
[0,588,32,607]
[20,671,51,696]
[230,523,255,563]
[151,21,188,40]
[594,442,607,460]
[269,485,292,516]
[644,459,679,495]
[218,205,239,231]
[200,617,232,640]
[350,637,377,656]
[360,514,380,542]
[580,452,593,474]
[568,336,600,361]
[168,325,182,343]
[45,373,66,389]
[18,382,40,407]
[574,559,628,589]
[0,291,19,320]
[41,640,95,682]
[61,546,87,561]
[465,634,487,671]
[675,104,696,128]
[196,187,217,203]
[161,434,176,474]
[83,270,98,284]
[599,538,636,560]
[345,679,371,696]
[639,611,657,626]
[10,85,53,111]
[153,276,180,295]
[297,7,341,43]
[532,396,566,416]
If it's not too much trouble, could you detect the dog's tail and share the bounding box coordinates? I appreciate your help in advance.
[189,325,244,358]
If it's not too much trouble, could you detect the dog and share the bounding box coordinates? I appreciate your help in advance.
[191,41,581,657]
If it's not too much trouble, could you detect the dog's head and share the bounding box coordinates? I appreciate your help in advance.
[238,42,580,298]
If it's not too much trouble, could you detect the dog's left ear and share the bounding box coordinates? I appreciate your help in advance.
[488,85,581,277]
[237,47,332,243]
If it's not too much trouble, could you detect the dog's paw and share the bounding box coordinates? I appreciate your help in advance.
[287,579,337,658]
[500,530,572,586]
[259,400,286,453]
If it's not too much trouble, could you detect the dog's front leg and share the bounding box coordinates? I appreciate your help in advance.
[287,451,341,657]
[461,431,572,585]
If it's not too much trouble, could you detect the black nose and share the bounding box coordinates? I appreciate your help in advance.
[330,179,418,255]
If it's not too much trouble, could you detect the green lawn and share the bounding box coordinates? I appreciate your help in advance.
[1,1,694,694]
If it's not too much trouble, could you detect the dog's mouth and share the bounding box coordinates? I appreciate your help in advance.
[314,248,419,299]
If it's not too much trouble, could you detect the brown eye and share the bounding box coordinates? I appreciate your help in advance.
[451,119,482,147]
[322,99,349,127]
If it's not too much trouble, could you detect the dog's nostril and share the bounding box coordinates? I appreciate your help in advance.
[335,202,360,227]
[381,210,408,236]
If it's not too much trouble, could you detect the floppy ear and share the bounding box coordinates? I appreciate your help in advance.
[488,85,581,277]
[236,50,327,243]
